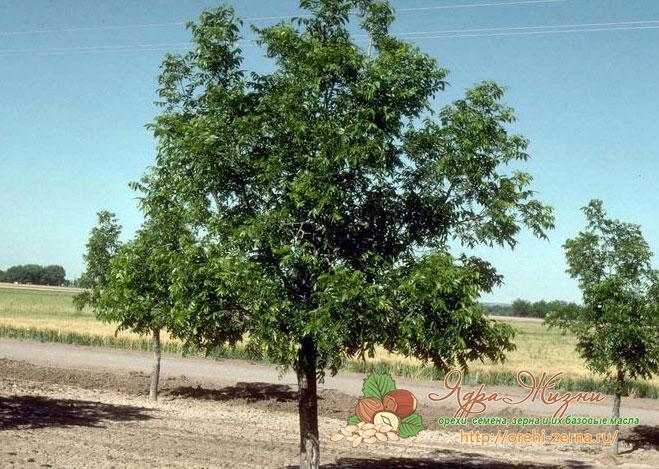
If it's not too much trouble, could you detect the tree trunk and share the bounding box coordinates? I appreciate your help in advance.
[149,328,161,401]
[611,367,624,455]
[296,336,320,469]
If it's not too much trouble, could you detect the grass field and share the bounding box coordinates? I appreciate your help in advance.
[1,283,657,397]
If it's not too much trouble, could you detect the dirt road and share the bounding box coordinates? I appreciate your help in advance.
[1,338,658,468]
[2,338,657,423]
[0,282,84,293]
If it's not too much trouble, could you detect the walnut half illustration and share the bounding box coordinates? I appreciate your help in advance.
[373,411,400,432]
[355,397,384,423]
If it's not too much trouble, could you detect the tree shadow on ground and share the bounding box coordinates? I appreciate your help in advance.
[166,382,301,403]
[285,448,593,469]
[0,395,152,430]
[286,456,587,468]
[620,425,659,454]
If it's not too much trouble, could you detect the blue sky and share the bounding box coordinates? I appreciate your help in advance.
[1,0,658,303]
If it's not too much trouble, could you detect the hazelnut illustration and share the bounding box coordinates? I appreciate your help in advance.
[382,389,417,418]
[373,411,400,432]
[382,394,396,413]
[355,397,384,423]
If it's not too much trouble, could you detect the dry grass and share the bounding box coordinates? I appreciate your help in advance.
[0,284,180,346]
[369,320,587,377]
[0,317,181,345]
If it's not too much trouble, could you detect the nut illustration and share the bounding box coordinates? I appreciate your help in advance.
[373,411,400,432]
[382,389,417,418]
[355,397,384,423]
[329,418,404,446]
[330,372,424,446]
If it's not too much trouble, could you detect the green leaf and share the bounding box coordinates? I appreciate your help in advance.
[399,413,423,438]
[347,415,360,426]
[362,372,396,400]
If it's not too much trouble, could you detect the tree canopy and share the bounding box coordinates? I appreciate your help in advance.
[139,0,553,372]
[97,218,177,335]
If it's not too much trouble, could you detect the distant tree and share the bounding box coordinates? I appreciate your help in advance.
[546,200,659,454]
[137,2,554,466]
[482,303,514,316]
[512,299,533,317]
[530,299,545,318]
[486,300,580,318]
[74,211,122,310]
[3,264,41,284]
[1,266,18,283]
[536,300,581,319]
[43,265,66,286]
[0,264,67,286]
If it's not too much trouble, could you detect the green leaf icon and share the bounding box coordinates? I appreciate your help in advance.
[362,372,396,400]
[399,413,423,438]
[347,415,360,426]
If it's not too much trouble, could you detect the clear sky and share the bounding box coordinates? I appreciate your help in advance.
[1,0,658,303]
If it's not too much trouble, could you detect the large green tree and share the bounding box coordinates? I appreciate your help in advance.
[546,200,659,454]
[138,1,554,466]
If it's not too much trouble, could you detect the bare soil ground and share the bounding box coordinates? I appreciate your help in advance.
[1,341,658,468]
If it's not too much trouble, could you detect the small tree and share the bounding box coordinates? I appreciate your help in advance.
[139,2,554,466]
[546,200,659,454]
[76,211,178,400]
[98,219,180,400]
